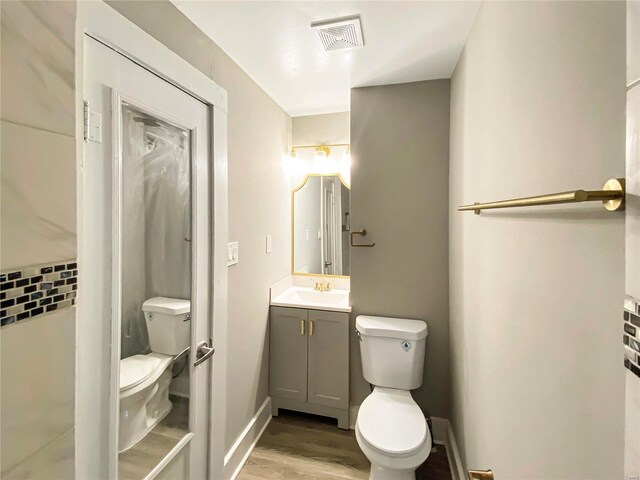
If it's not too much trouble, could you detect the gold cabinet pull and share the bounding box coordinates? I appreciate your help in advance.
[310,320,314,336]
[300,320,305,335]
[468,469,494,480]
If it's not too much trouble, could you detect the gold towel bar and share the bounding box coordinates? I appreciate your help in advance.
[458,178,625,215]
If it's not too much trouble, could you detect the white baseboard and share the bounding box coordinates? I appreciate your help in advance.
[430,416,448,445]
[444,420,465,480]
[224,397,272,480]
[429,417,465,480]
[349,405,359,430]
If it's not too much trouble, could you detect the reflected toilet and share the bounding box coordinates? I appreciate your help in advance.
[118,297,190,452]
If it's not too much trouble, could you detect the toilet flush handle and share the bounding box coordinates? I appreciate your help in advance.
[194,340,215,367]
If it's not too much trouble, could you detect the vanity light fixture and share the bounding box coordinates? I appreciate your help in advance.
[315,145,331,159]
[289,144,350,157]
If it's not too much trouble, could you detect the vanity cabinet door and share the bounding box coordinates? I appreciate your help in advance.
[269,307,308,402]
[307,310,349,409]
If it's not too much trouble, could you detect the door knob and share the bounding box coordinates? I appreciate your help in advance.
[194,340,215,366]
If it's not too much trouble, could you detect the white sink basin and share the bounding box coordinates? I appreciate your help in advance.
[271,286,351,312]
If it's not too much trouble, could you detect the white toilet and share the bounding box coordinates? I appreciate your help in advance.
[355,315,431,480]
[119,297,191,452]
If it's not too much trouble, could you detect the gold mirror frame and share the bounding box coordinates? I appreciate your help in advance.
[291,173,350,278]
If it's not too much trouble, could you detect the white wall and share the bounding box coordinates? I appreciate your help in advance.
[107,0,292,453]
[293,112,350,146]
[290,112,351,186]
[0,2,77,477]
[449,2,626,478]
[290,113,351,276]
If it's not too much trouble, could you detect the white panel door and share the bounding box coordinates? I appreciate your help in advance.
[83,35,212,479]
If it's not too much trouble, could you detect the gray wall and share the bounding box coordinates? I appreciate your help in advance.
[449,1,625,478]
[0,1,77,477]
[350,80,450,417]
[108,1,292,452]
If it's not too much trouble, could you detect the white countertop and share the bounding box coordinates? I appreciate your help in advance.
[270,276,351,313]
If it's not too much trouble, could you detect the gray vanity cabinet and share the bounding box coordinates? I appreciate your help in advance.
[269,307,308,402]
[307,309,349,409]
[269,306,349,429]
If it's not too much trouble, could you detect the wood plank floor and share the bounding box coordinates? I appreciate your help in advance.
[237,410,452,480]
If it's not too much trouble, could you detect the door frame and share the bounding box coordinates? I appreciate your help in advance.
[75,2,228,479]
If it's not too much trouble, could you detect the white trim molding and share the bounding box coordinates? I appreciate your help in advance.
[349,405,360,430]
[444,420,466,480]
[224,397,272,480]
[430,417,466,480]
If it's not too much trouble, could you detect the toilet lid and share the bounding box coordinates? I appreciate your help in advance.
[120,354,168,392]
[357,388,427,457]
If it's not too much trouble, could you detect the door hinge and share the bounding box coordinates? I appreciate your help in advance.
[83,100,89,141]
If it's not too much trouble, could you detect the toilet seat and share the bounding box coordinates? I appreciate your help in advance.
[120,353,173,397]
[357,387,428,457]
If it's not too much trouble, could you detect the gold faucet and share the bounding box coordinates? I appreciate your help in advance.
[314,280,332,292]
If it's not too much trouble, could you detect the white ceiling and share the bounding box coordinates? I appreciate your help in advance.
[173,1,481,117]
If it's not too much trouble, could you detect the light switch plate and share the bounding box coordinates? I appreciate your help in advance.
[227,242,239,266]
[266,235,272,254]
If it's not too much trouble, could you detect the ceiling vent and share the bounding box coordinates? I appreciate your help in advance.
[311,15,364,52]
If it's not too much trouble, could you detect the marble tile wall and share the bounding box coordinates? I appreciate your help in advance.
[1,121,76,270]
[0,1,77,478]
[625,1,640,478]
[0,308,76,476]
[0,0,75,136]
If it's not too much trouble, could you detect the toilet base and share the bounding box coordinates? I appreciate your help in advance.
[356,423,430,480]
[370,463,415,480]
[119,367,173,452]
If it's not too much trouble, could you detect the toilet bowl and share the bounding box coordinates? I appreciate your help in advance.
[118,297,191,452]
[355,315,430,480]
[356,387,431,480]
[119,353,174,452]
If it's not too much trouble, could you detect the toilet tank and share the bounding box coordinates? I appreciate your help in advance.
[356,315,428,390]
[143,297,191,355]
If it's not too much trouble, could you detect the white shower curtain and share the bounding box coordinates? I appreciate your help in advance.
[120,105,191,358]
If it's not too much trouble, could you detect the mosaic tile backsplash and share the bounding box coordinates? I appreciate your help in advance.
[1,260,77,327]
[624,296,640,379]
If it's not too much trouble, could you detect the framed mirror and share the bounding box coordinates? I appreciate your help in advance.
[292,174,350,277]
